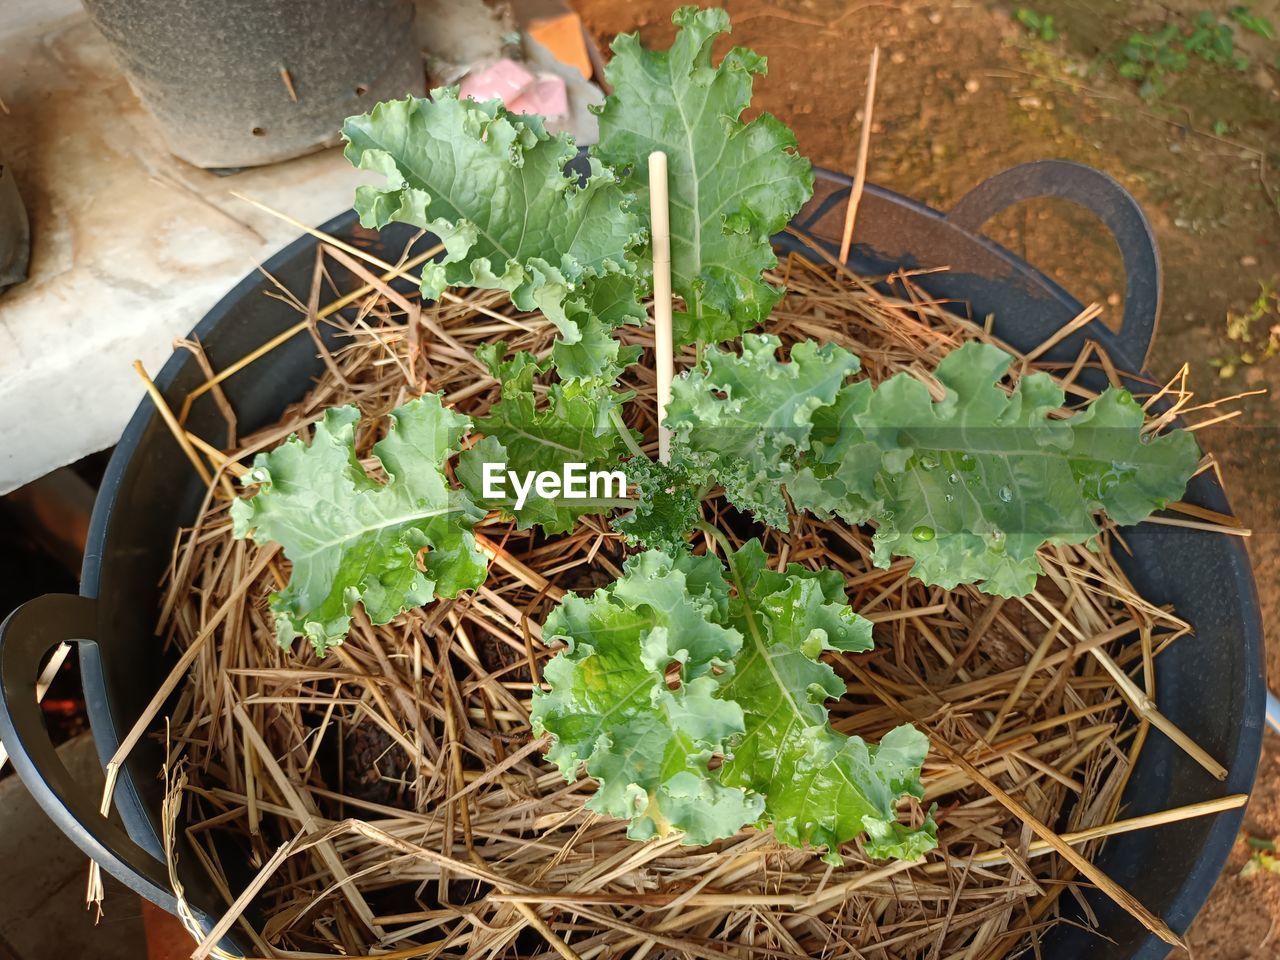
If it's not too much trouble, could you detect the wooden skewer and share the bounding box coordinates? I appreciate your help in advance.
[649,151,674,464]
[839,45,880,264]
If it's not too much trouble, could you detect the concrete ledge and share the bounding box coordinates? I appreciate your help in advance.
[0,732,146,959]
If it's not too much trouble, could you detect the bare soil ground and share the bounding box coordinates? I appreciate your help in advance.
[571,0,1280,953]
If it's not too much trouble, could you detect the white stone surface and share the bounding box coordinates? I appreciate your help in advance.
[0,11,371,494]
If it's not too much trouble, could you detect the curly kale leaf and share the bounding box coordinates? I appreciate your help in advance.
[533,543,934,862]
[666,334,859,529]
[343,91,644,380]
[671,340,1200,597]
[805,343,1202,596]
[230,396,487,656]
[532,551,763,844]
[717,542,935,862]
[615,457,706,555]
[593,6,814,345]
[551,273,647,383]
[457,344,635,534]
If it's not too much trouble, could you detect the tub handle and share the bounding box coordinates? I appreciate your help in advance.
[0,594,179,911]
[946,159,1162,369]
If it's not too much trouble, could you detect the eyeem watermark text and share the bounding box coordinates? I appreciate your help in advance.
[481,463,628,510]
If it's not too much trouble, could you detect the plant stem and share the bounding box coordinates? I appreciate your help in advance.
[610,408,646,460]
[695,519,734,559]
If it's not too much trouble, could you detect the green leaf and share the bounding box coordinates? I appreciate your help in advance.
[342,91,644,380]
[667,334,860,528]
[531,550,763,845]
[785,378,882,520]
[593,7,814,345]
[1230,6,1276,39]
[457,345,634,534]
[230,396,488,656]
[615,457,706,554]
[533,542,934,862]
[847,343,1200,596]
[1064,386,1204,525]
[667,339,1199,597]
[550,273,647,382]
[717,542,935,863]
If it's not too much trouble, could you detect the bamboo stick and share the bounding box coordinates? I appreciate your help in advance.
[649,151,674,464]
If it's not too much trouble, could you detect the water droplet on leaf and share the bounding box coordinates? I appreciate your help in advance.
[998,486,1013,502]
[912,525,935,542]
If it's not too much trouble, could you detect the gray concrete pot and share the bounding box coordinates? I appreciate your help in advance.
[0,164,30,293]
[81,0,424,169]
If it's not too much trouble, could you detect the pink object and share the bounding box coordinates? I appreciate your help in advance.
[509,74,569,121]
[458,59,537,105]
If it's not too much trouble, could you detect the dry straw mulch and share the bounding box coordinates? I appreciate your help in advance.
[116,226,1247,960]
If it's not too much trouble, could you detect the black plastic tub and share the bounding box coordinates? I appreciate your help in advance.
[0,161,1265,959]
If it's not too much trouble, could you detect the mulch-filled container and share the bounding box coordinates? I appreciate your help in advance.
[0,162,1264,960]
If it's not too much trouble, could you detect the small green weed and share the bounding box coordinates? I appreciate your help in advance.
[1116,23,1189,98]
[1114,7,1274,98]
[1230,4,1276,39]
[1211,278,1280,378]
[1016,7,1059,42]
[1241,836,1280,877]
